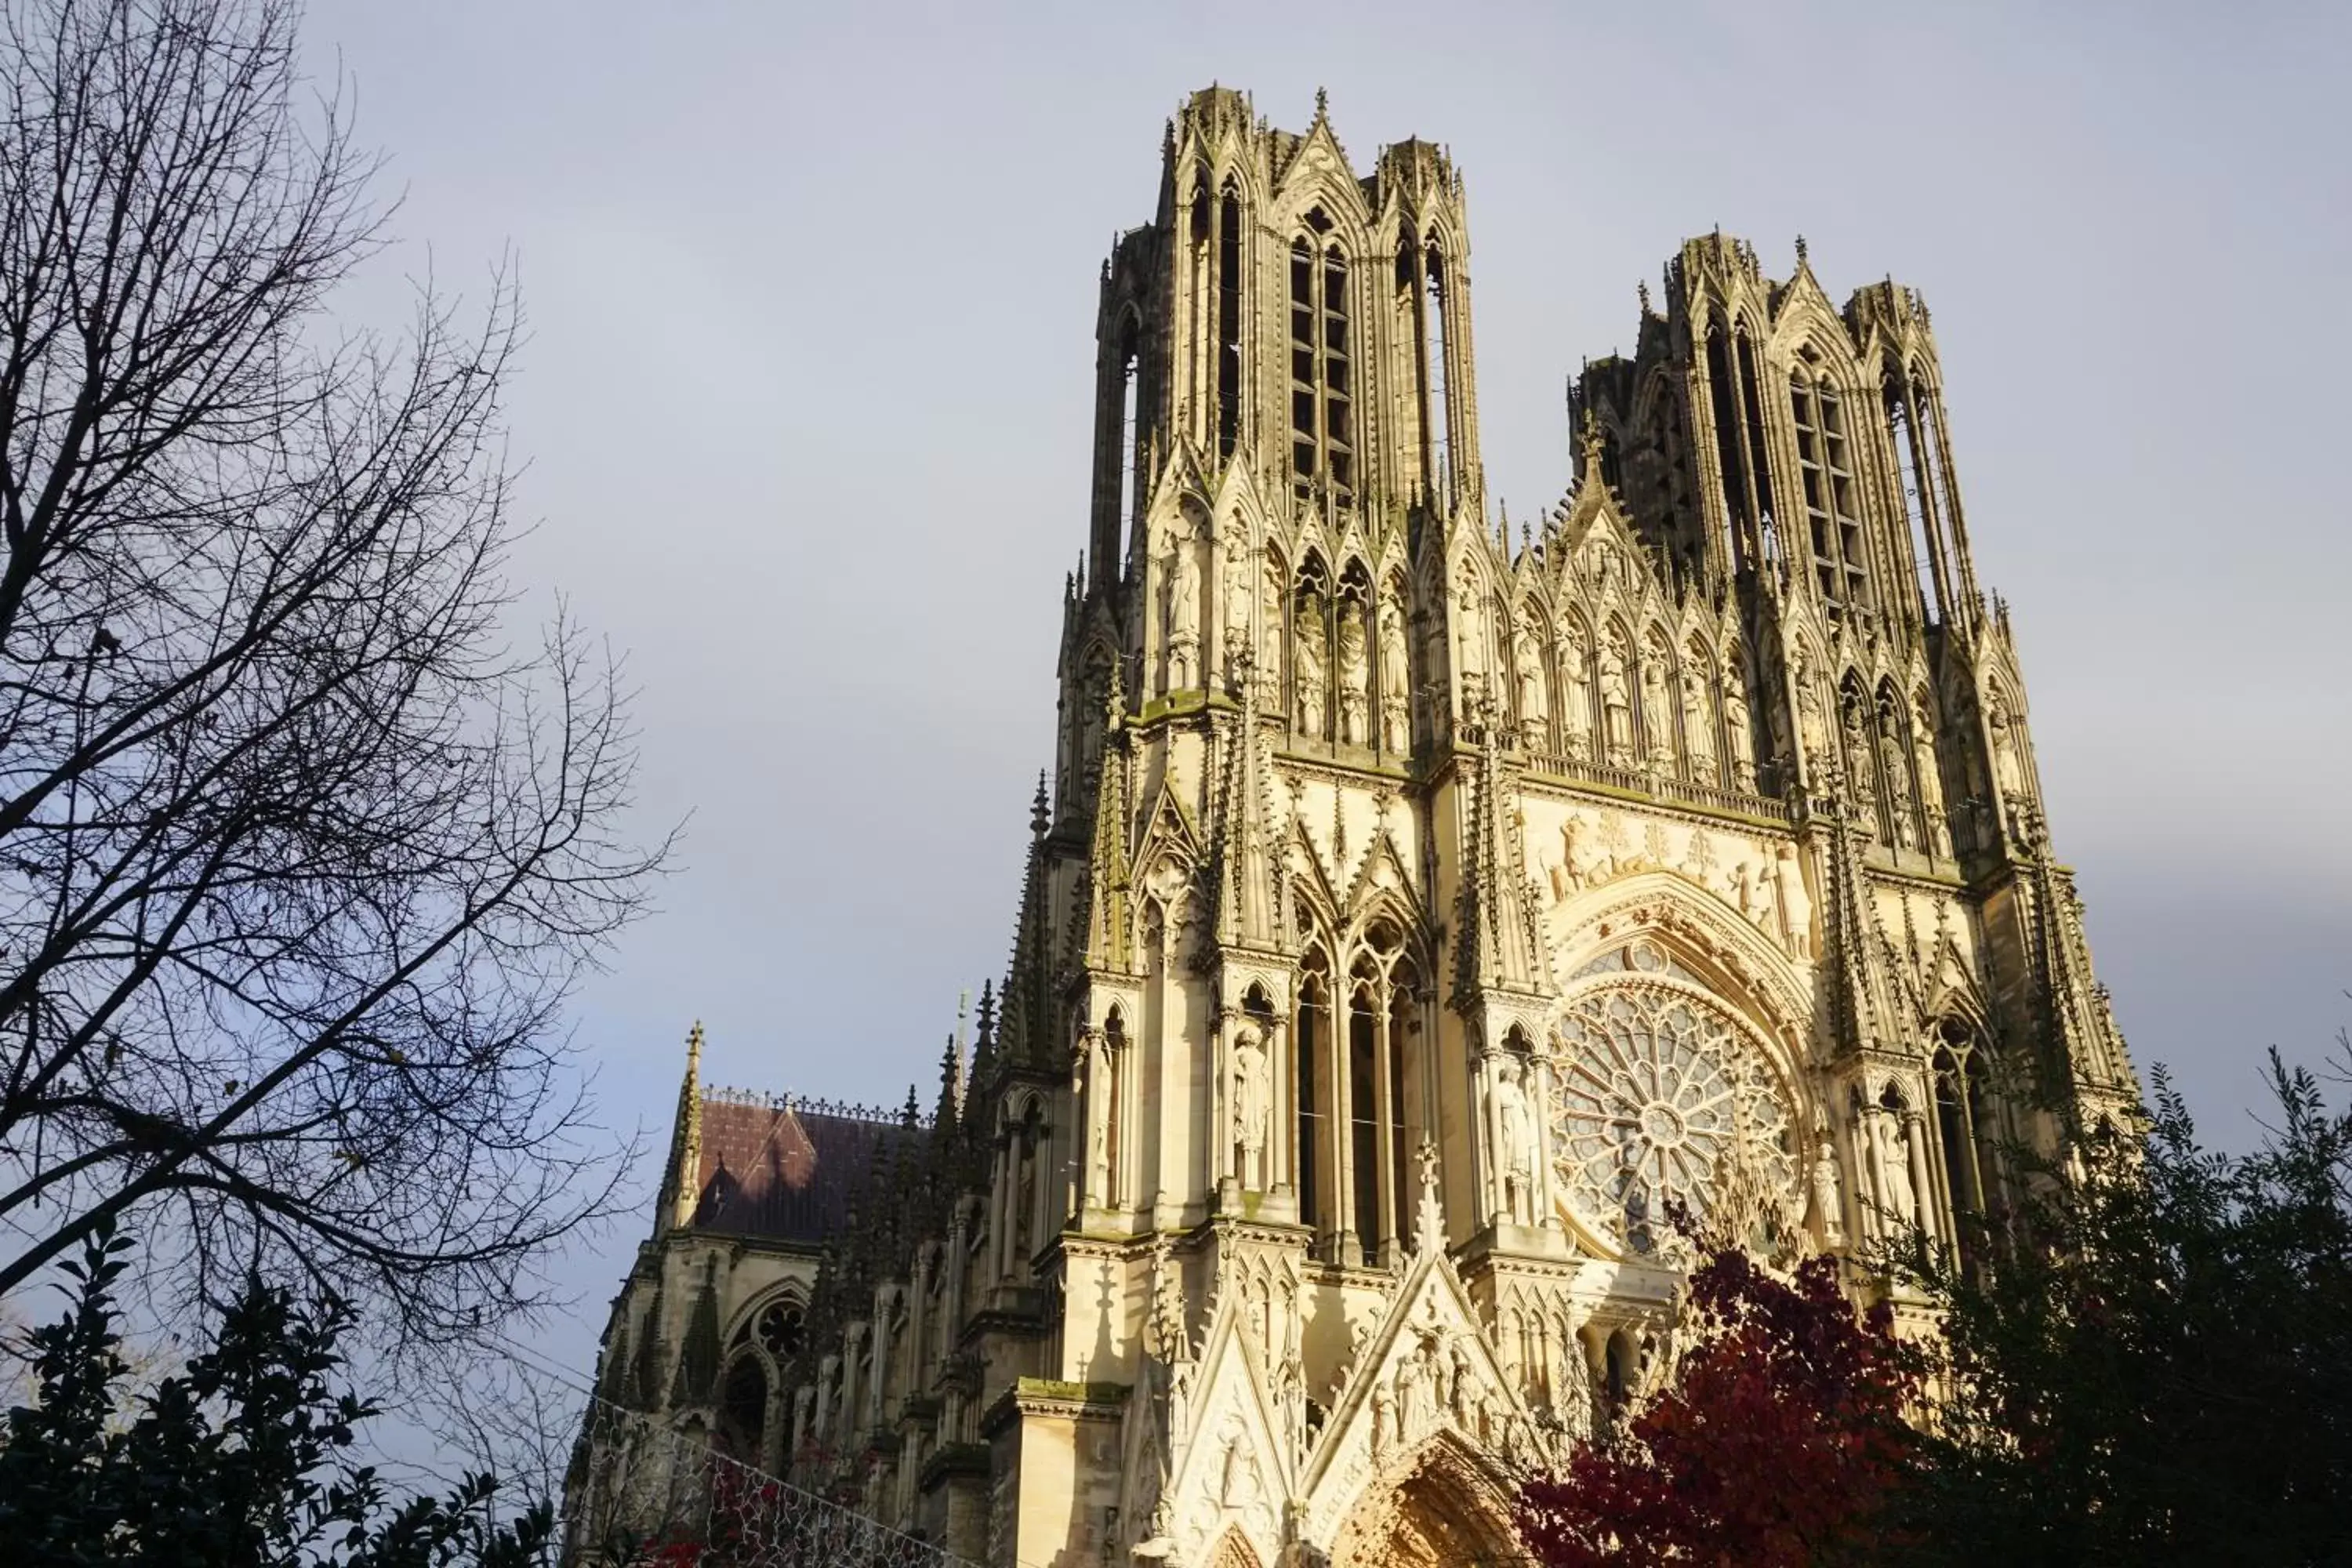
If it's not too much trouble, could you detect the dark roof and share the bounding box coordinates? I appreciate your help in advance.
[688,1095,927,1244]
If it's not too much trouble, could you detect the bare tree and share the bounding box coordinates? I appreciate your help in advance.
[0,0,667,1356]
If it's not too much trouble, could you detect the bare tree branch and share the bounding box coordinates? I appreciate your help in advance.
[0,0,671,1366]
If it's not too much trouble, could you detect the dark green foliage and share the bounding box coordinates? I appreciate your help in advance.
[0,1224,553,1566]
[1893,1051,2352,1566]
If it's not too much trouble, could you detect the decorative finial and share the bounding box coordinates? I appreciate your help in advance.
[1414,1138,1444,1255]
[1638,279,1652,316]
[1795,234,1809,267]
[1314,85,1329,122]
[686,1019,704,1080]
[1031,771,1051,836]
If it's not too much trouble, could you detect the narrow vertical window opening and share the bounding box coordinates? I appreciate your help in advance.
[1348,984,1379,1261]
[1735,333,1777,532]
[1217,184,1243,459]
[1424,245,1452,499]
[1705,325,1750,556]
[1888,386,1938,615]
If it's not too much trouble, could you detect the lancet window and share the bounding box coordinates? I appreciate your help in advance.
[1410,238,1454,497]
[1791,362,1868,608]
[1886,383,1940,615]
[1294,924,1420,1265]
[1290,554,1334,740]
[1294,950,1330,1230]
[1933,1025,2002,1268]
[1287,209,1354,501]
[1216,182,1243,459]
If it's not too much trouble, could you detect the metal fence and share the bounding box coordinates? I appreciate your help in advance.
[565,1396,974,1568]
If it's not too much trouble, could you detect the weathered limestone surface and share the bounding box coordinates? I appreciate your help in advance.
[567,85,2136,1568]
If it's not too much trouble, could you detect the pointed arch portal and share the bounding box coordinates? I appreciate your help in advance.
[1328,1441,1524,1568]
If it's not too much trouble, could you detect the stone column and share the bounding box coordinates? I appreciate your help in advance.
[1269,1016,1294,1205]
[1529,1047,1562,1229]
[1210,1011,1232,1192]
[1373,986,1399,1261]
[1078,1030,1105,1213]
[1475,1045,1504,1228]
[1905,1110,1936,1244]
[1030,1121,1058,1253]
[1331,1004,1358,1264]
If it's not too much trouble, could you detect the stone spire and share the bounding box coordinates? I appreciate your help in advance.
[998,774,1059,1068]
[1084,664,1134,972]
[1211,652,1279,951]
[658,1020,705,1233]
[1820,820,1889,1055]
[1452,699,1543,1006]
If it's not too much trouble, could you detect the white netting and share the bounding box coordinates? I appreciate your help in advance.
[565,1396,974,1568]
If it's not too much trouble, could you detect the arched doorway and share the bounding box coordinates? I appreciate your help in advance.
[1327,1440,1523,1567]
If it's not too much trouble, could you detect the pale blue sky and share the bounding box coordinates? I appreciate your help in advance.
[297,0,2350,1392]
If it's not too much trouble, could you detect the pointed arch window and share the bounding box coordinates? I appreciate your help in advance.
[1295,953,1330,1231]
[1410,238,1453,499]
[1886,384,1940,615]
[1288,216,1354,502]
[1217,182,1243,460]
[1791,365,1867,608]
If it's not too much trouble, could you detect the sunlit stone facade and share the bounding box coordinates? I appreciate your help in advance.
[569,86,2136,1568]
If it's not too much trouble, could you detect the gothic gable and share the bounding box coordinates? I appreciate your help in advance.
[1298,1173,1542,1547]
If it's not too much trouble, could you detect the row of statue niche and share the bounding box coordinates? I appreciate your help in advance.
[1787,656,1958,855]
[1155,514,1414,758]
[1791,1095,1929,1252]
[1477,612,1760,793]
[1543,812,1817,959]
[1290,586,1410,751]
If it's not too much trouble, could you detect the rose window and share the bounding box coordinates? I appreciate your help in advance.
[1547,981,1796,1257]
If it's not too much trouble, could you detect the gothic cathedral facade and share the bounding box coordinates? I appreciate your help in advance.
[570,87,2138,1567]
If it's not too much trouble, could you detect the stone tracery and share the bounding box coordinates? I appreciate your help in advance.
[1547,976,1799,1258]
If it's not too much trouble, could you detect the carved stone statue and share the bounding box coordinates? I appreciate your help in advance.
[1338,607,1369,745]
[1559,632,1592,753]
[1219,525,1251,684]
[1377,599,1410,752]
[1599,638,1633,762]
[1294,598,1327,735]
[1873,1110,1917,1229]
[1456,590,1486,684]
[1878,722,1915,847]
[1396,1341,1429,1436]
[1449,1341,1477,1424]
[1723,666,1757,790]
[1259,564,1285,706]
[1640,653,1674,766]
[1551,813,1588,902]
[1912,699,1951,854]
[1842,696,1875,809]
[1494,1058,1537,1225]
[1218,1426,1261,1511]
[1682,664,1715,773]
[1165,521,1200,691]
[1515,631,1547,744]
[1148,1243,1187,1362]
[1811,1137,1846,1247]
[1773,842,1813,957]
[1082,1040,1111,1203]
[1989,700,2027,797]
[1795,655,1829,765]
[1231,1022,1270,1186]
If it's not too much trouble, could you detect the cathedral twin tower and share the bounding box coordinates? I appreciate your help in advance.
[573,87,2136,1568]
